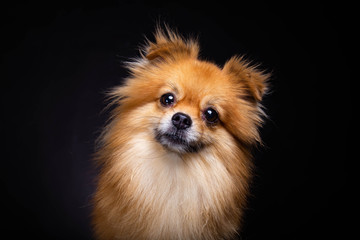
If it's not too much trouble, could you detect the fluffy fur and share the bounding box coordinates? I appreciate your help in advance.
[92,28,269,240]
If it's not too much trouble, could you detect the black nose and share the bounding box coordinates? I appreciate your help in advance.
[172,112,192,130]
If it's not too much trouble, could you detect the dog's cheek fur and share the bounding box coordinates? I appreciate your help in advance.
[221,100,263,146]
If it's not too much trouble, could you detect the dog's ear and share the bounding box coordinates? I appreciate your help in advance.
[223,56,269,103]
[145,28,199,62]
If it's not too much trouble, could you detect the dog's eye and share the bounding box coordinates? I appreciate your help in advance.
[203,107,219,124]
[160,93,175,107]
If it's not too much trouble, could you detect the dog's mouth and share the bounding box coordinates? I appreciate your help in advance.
[154,129,203,153]
[163,132,188,145]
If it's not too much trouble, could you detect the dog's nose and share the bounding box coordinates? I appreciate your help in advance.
[172,112,192,130]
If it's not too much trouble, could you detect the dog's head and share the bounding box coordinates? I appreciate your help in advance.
[109,28,269,154]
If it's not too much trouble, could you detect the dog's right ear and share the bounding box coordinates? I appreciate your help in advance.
[145,28,199,62]
[223,56,269,103]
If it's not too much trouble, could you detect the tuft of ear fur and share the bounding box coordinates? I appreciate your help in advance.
[223,56,269,103]
[144,27,199,62]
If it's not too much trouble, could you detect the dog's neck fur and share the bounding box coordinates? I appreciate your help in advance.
[93,131,247,239]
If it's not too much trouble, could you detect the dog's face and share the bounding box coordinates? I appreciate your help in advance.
[152,59,244,154]
[109,30,268,155]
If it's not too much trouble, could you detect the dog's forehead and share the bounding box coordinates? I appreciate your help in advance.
[167,59,231,99]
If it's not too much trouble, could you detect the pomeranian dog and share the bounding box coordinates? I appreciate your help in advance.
[92,27,269,240]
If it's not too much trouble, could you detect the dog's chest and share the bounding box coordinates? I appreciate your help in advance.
[122,136,234,235]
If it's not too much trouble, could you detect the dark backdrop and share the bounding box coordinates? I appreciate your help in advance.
[1,1,353,239]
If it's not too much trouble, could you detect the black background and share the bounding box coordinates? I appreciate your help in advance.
[1,1,354,239]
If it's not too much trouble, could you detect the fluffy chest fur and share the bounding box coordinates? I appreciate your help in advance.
[93,133,242,240]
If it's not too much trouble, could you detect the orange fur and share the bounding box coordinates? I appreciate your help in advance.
[92,28,269,240]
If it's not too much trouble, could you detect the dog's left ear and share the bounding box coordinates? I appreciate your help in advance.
[223,56,269,103]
